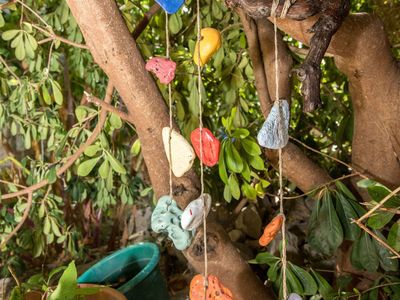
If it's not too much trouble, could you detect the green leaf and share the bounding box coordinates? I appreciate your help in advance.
[311,269,335,300]
[223,184,232,203]
[51,80,63,105]
[286,267,304,295]
[335,192,361,240]
[131,139,141,157]
[0,13,4,28]
[75,106,87,122]
[308,190,344,256]
[218,141,228,184]
[77,156,101,176]
[42,85,52,105]
[15,41,25,60]
[241,160,251,182]
[241,138,261,156]
[242,182,257,200]
[249,252,280,265]
[98,159,109,180]
[248,154,265,170]
[46,166,57,184]
[140,186,153,197]
[169,13,182,35]
[351,231,379,272]
[225,141,243,173]
[109,113,122,129]
[228,173,240,200]
[2,29,20,41]
[231,128,249,139]
[48,261,78,300]
[50,218,62,237]
[372,230,399,272]
[289,263,318,295]
[367,211,394,229]
[43,217,51,235]
[106,152,126,174]
[84,144,101,157]
[388,221,400,251]
[267,261,280,281]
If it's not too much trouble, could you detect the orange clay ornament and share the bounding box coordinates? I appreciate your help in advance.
[190,274,233,300]
[259,214,284,247]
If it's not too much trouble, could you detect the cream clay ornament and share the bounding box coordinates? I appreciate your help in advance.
[181,193,212,231]
[162,127,195,177]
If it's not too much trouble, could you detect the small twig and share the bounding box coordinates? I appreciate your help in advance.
[7,265,20,286]
[0,55,21,83]
[16,0,49,28]
[290,136,369,179]
[0,1,16,10]
[0,192,32,248]
[356,185,400,223]
[233,198,248,215]
[84,92,131,122]
[0,179,26,189]
[46,39,55,71]
[132,3,161,40]
[352,219,400,259]
[31,23,89,49]
[0,83,114,201]
[220,22,243,34]
[361,202,400,215]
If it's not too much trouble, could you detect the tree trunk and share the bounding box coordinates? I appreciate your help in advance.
[66,0,273,299]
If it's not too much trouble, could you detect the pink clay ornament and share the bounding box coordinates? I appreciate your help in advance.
[145,57,176,84]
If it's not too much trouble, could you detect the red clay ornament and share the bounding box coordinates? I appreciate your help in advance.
[190,128,220,167]
[145,57,176,84]
[190,274,233,300]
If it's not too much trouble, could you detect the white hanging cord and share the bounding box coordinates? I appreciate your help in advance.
[195,0,208,295]
[165,12,173,198]
[272,0,288,299]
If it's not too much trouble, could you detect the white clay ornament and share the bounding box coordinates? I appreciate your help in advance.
[162,127,195,177]
[181,193,212,231]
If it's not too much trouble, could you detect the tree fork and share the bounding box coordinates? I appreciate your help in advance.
[66,0,273,299]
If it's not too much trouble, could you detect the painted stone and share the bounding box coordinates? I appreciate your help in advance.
[193,28,222,66]
[155,0,184,14]
[259,214,284,247]
[190,274,233,300]
[257,99,290,149]
[288,293,302,300]
[151,195,192,250]
[145,57,176,85]
[181,193,212,231]
[162,127,195,177]
[190,128,220,167]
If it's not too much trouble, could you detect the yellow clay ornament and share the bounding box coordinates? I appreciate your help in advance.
[193,28,222,66]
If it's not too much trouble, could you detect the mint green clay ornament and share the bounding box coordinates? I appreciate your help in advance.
[151,195,192,250]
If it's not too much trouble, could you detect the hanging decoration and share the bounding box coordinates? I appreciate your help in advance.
[193,28,222,66]
[190,274,233,300]
[190,128,220,167]
[162,127,195,177]
[145,57,176,84]
[259,214,284,247]
[156,0,184,14]
[181,193,212,231]
[257,99,289,149]
[151,195,192,250]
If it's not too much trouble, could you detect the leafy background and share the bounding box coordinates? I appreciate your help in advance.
[0,0,399,299]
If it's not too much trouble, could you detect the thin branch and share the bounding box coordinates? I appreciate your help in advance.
[31,23,89,49]
[132,3,161,40]
[0,1,16,10]
[84,92,131,122]
[289,136,369,179]
[0,192,32,248]
[352,219,400,259]
[0,179,26,189]
[356,185,400,223]
[361,202,400,215]
[0,83,114,201]
[0,55,20,83]
[16,0,49,28]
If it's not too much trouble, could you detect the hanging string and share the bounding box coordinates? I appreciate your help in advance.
[195,0,208,296]
[271,0,289,298]
[165,12,173,198]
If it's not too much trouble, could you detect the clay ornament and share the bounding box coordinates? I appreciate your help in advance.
[288,293,302,300]
[190,274,233,300]
[145,57,176,85]
[155,0,184,14]
[181,193,212,231]
[259,214,284,247]
[162,127,195,177]
[257,99,290,149]
[190,128,220,167]
[151,195,192,250]
[193,28,222,67]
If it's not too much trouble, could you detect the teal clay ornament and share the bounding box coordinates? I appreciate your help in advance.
[257,99,290,149]
[151,195,192,250]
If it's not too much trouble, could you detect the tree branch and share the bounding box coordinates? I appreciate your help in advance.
[84,92,131,122]
[132,3,161,40]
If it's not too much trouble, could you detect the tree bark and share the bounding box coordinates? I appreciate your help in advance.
[66,1,273,299]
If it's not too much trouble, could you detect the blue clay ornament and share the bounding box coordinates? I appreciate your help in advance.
[151,195,192,250]
[257,99,290,149]
[156,0,184,14]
